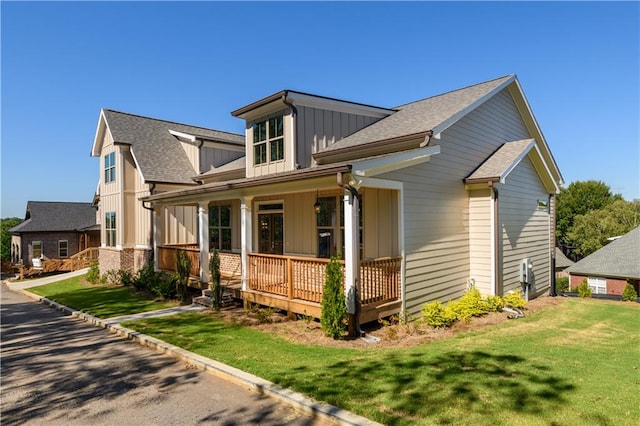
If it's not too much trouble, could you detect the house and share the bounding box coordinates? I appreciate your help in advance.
[9,201,100,267]
[555,247,574,278]
[566,226,640,295]
[90,110,245,273]
[92,74,563,322]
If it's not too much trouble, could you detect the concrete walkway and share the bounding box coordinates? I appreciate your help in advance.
[4,271,380,426]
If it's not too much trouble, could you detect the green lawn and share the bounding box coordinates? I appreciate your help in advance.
[28,275,176,318]
[124,299,640,426]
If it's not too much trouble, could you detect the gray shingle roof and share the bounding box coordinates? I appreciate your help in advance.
[9,201,97,233]
[318,75,514,154]
[103,110,244,185]
[555,247,574,269]
[566,227,640,279]
[465,139,534,182]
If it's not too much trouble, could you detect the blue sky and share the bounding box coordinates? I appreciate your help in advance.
[1,1,638,218]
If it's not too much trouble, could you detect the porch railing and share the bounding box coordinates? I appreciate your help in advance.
[248,254,401,306]
[158,244,200,279]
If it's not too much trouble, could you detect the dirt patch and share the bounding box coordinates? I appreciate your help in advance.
[204,295,566,349]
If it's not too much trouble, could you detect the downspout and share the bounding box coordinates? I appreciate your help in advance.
[549,193,557,297]
[489,181,500,296]
[282,92,299,168]
[337,172,363,338]
[142,183,156,267]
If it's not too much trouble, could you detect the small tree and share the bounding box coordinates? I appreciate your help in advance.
[176,250,191,303]
[622,283,638,302]
[321,256,347,339]
[209,249,222,310]
[576,279,592,298]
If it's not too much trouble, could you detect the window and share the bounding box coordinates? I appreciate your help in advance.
[209,205,232,251]
[105,212,116,247]
[588,276,607,294]
[32,241,42,259]
[58,240,68,258]
[104,152,116,183]
[316,195,363,259]
[253,115,284,165]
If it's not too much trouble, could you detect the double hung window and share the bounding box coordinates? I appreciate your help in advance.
[32,241,42,258]
[587,276,607,294]
[58,240,68,257]
[104,152,116,183]
[253,115,284,165]
[105,212,116,247]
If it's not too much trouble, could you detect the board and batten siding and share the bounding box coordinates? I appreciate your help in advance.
[498,156,551,296]
[99,129,119,247]
[200,147,244,173]
[468,189,492,294]
[379,88,531,315]
[296,106,381,168]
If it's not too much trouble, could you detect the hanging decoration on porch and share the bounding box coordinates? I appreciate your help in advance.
[314,190,321,214]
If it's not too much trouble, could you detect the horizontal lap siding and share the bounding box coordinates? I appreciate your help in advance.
[499,157,551,295]
[381,89,530,315]
[469,190,492,294]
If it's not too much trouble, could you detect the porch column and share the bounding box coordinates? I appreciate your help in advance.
[198,202,210,284]
[241,196,254,292]
[153,207,161,272]
[343,191,360,315]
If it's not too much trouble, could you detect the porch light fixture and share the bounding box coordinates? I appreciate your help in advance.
[314,191,321,214]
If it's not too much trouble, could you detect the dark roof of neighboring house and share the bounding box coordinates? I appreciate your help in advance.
[567,227,640,279]
[102,110,244,185]
[9,201,97,234]
[555,247,574,269]
[318,75,514,154]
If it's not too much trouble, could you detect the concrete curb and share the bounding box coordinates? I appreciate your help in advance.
[14,288,381,426]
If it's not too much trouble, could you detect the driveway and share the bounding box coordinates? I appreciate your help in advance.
[0,283,321,425]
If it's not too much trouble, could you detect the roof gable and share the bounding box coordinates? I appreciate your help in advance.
[91,109,244,185]
[9,201,97,233]
[567,226,640,279]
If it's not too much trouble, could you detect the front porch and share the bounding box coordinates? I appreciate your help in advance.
[158,245,402,323]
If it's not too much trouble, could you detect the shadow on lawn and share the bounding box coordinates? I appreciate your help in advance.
[287,350,576,425]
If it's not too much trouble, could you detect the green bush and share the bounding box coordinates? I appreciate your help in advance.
[176,250,191,303]
[556,276,570,292]
[321,256,347,339]
[622,283,638,302]
[133,263,162,292]
[86,261,100,284]
[149,273,178,300]
[456,287,492,319]
[576,279,592,298]
[485,295,504,312]
[421,301,458,328]
[118,269,135,286]
[503,290,527,309]
[209,249,222,310]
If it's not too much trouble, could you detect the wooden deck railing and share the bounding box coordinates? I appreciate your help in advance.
[158,244,200,278]
[248,254,401,306]
[69,247,100,270]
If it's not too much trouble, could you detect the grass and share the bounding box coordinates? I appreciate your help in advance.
[124,299,640,426]
[28,275,177,318]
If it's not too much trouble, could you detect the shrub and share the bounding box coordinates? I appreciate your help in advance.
[456,286,492,318]
[149,273,178,300]
[421,301,458,328]
[503,290,527,309]
[485,295,504,312]
[556,276,570,292]
[321,256,347,339]
[118,269,135,286]
[576,279,592,298]
[622,283,638,302]
[133,263,156,292]
[176,250,191,303]
[209,249,222,310]
[86,261,100,284]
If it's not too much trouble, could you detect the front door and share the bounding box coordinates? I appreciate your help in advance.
[258,212,284,254]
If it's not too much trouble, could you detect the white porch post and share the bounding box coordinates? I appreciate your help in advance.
[153,207,160,272]
[241,196,253,291]
[343,191,360,315]
[198,202,210,284]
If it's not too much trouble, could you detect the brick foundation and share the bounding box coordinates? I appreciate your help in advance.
[98,247,152,274]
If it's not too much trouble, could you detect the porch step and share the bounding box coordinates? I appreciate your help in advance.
[192,289,237,308]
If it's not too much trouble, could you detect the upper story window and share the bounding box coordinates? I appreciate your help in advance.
[104,152,116,183]
[253,115,284,165]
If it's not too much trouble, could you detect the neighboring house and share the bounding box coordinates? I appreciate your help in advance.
[90,110,245,273]
[93,74,563,322]
[10,201,100,267]
[555,247,574,278]
[567,227,640,296]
